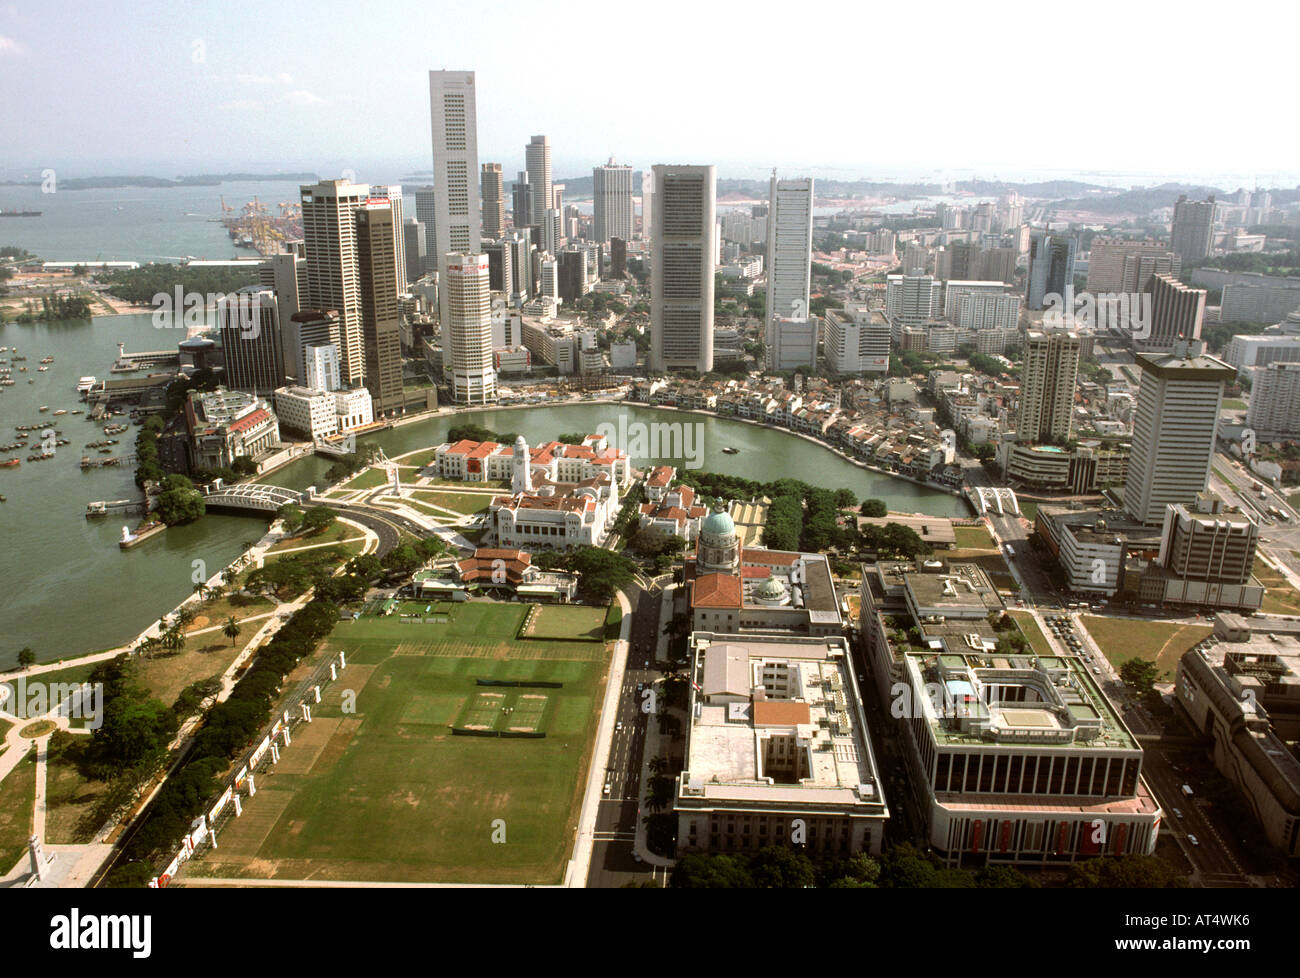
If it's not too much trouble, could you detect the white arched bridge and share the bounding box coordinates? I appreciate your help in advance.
[200,483,313,513]
[967,485,1021,516]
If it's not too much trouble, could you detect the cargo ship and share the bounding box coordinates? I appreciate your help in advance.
[0,209,41,217]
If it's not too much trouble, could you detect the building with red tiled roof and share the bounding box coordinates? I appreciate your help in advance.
[184,387,281,472]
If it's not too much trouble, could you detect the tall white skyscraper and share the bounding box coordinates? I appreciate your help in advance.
[765,174,813,324]
[300,178,369,386]
[444,253,496,404]
[1123,341,1235,525]
[593,158,634,244]
[526,135,552,226]
[650,164,716,374]
[481,163,505,239]
[640,170,654,242]
[428,70,482,321]
[430,69,491,401]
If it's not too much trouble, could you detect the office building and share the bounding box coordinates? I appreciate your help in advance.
[885,274,943,324]
[858,559,1159,865]
[609,236,627,279]
[484,239,513,296]
[511,171,533,230]
[1247,362,1300,438]
[1171,195,1216,263]
[765,316,819,372]
[1176,617,1300,857]
[218,286,284,395]
[592,158,634,244]
[1223,324,1300,372]
[675,632,889,857]
[356,201,404,415]
[823,307,890,375]
[1026,231,1076,310]
[481,163,505,239]
[525,135,552,226]
[428,70,482,329]
[902,241,928,275]
[1087,239,1179,293]
[300,178,368,385]
[403,218,427,284]
[650,164,716,373]
[366,184,407,296]
[1017,329,1081,443]
[443,253,496,403]
[765,175,814,324]
[291,310,343,387]
[1123,341,1235,525]
[1142,273,1205,352]
[303,341,341,392]
[412,186,438,272]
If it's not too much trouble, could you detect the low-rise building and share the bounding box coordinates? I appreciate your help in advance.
[184,387,281,471]
[675,632,889,857]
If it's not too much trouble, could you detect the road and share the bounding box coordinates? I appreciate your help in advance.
[585,585,667,888]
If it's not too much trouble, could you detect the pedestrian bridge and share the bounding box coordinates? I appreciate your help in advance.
[967,485,1021,516]
[200,482,312,513]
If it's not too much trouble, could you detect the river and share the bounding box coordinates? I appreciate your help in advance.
[0,313,966,669]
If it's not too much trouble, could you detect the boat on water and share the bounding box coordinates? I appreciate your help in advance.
[0,210,41,217]
[53,409,66,416]
[38,406,49,412]
[0,458,19,468]
[722,446,740,454]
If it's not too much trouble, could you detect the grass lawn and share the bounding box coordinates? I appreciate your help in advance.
[186,593,274,629]
[267,522,365,553]
[1017,500,1039,520]
[0,747,36,871]
[341,467,393,491]
[1222,398,1249,410]
[1253,557,1300,615]
[182,600,612,884]
[953,525,996,550]
[1007,611,1053,656]
[525,603,608,642]
[43,732,107,845]
[403,490,493,516]
[261,539,365,563]
[1078,615,1212,675]
[131,640,241,709]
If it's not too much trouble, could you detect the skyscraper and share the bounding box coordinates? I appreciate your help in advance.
[356,200,404,415]
[593,158,634,245]
[1143,273,1206,352]
[650,164,716,374]
[413,186,437,270]
[1026,231,1077,310]
[481,163,505,239]
[525,135,552,226]
[428,69,482,318]
[218,287,284,395]
[765,175,813,324]
[1123,340,1235,525]
[640,170,654,242]
[403,218,426,284]
[1017,329,1081,443]
[444,253,496,403]
[366,184,407,296]
[511,171,532,229]
[300,178,368,386]
[1171,195,1216,263]
[429,69,491,401]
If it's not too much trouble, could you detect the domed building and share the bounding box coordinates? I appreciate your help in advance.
[697,504,740,573]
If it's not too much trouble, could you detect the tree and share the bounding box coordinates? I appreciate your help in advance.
[17,646,36,669]
[154,482,205,524]
[222,616,241,647]
[747,846,817,888]
[298,506,337,536]
[1119,658,1160,695]
[860,498,888,518]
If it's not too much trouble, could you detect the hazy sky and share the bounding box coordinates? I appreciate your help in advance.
[1,0,1296,187]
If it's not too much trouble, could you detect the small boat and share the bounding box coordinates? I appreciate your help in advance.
[38,406,48,412]
[0,458,19,468]
[53,409,67,416]
[37,366,49,372]
[722,446,740,454]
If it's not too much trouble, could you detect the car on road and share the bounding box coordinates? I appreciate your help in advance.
[1173,808,1183,819]
[1187,834,1200,846]
[603,783,611,796]
[616,721,624,731]
[1181,783,1194,796]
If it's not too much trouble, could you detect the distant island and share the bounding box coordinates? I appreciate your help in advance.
[0,172,320,191]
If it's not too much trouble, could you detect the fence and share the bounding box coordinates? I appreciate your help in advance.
[147,647,350,887]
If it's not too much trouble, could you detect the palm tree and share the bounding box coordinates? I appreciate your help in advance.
[193,582,208,601]
[207,584,225,603]
[175,606,198,631]
[222,616,241,647]
[160,626,184,654]
[648,754,668,777]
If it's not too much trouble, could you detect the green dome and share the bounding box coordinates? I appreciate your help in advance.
[700,508,734,537]
[754,576,786,601]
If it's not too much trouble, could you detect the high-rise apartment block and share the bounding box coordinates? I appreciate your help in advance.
[1017,330,1081,443]
[1171,195,1216,263]
[885,274,943,324]
[1246,362,1300,438]
[1142,273,1206,352]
